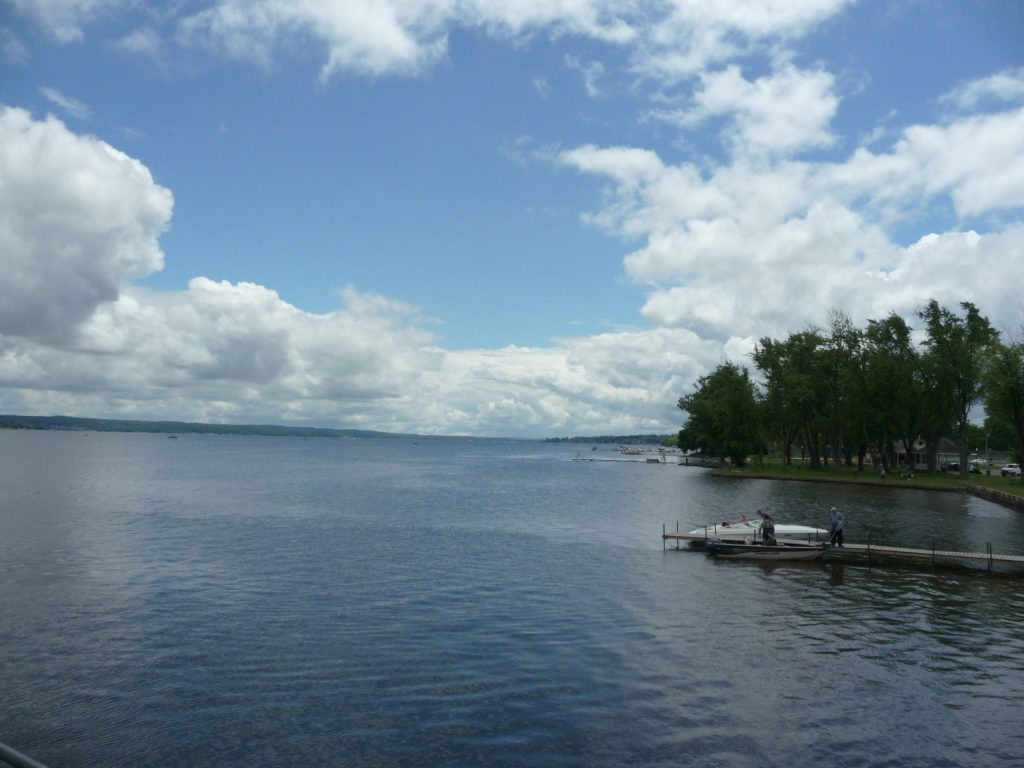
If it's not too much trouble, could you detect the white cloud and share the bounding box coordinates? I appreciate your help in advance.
[654,65,839,158]
[166,0,856,82]
[0,107,172,344]
[0,278,713,435]
[942,67,1024,111]
[0,108,713,435]
[179,0,456,78]
[6,5,1023,437]
[11,0,856,89]
[561,101,1024,344]
[630,0,855,80]
[411,327,720,435]
[40,86,92,120]
[175,0,637,79]
[828,107,1024,218]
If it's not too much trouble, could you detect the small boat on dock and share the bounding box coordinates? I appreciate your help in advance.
[705,540,829,561]
[677,518,828,548]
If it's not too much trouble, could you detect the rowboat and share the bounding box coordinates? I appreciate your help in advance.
[705,540,828,561]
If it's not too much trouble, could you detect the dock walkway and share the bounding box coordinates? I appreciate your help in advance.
[662,528,1024,571]
[822,541,1024,568]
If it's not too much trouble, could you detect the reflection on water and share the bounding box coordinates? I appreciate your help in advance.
[1,431,1022,768]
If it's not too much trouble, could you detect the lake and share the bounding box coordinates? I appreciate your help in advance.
[2,430,1023,767]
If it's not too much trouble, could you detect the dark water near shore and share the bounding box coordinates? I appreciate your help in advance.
[2,431,1023,768]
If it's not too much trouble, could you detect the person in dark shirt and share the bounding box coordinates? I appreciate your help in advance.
[757,509,776,545]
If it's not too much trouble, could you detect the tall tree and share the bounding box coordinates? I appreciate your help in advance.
[751,337,801,464]
[917,300,999,480]
[860,312,922,473]
[983,337,1024,483]
[678,362,760,468]
[784,330,829,469]
[821,311,862,468]
[752,331,829,468]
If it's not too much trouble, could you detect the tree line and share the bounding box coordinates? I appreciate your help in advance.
[677,300,1024,483]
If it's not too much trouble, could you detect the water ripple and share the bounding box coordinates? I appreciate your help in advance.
[2,432,1023,767]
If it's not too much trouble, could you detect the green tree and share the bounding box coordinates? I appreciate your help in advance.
[678,362,760,468]
[859,312,922,473]
[752,330,832,468]
[751,337,802,464]
[821,311,862,468]
[786,330,829,469]
[983,337,1024,483]
[918,300,999,480]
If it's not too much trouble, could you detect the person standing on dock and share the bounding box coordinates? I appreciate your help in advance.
[757,510,776,545]
[829,506,844,547]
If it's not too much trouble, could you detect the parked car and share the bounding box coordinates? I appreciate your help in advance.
[1001,463,1022,477]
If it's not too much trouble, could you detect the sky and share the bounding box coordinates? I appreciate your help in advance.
[1,0,1023,437]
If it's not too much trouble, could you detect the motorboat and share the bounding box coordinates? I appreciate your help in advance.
[705,539,829,561]
[681,518,828,548]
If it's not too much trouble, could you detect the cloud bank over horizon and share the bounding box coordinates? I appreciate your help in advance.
[2,1,1023,436]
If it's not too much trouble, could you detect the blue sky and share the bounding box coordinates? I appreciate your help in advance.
[1,1,1023,436]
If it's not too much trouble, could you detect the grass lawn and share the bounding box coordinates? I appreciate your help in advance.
[715,458,1024,499]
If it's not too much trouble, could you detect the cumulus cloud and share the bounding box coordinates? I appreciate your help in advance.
[409,327,720,435]
[6,3,1022,437]
[0,278,710,435]
[0,107,172,344]
[0,109,709,435]
[654,65,839,158]
[829,107,1024,218]
[561,102,1024,343]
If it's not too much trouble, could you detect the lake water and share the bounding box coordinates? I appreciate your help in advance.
[2,431,1023,768]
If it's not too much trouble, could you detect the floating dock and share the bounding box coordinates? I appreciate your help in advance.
[662,526,1024,572]
[817,541,1024,570]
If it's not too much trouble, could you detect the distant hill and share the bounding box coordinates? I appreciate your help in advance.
[542,434,675,445]
[0,414,407,439]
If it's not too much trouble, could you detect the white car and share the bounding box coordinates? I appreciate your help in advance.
[1001,463,1021,477]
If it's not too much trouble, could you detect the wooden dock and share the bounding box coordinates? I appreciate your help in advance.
[820,541,1024,569]
[662,528,1024,572]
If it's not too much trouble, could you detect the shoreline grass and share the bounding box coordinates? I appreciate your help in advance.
[712,459,1024,500]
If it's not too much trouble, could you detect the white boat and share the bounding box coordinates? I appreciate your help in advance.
[705,540,828,561]
[681,518,828,548]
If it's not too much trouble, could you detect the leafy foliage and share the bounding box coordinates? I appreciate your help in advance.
[678,362,760,467]
[680,300,1012,476]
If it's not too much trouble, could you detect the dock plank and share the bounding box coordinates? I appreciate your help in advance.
[662,532,1024,566]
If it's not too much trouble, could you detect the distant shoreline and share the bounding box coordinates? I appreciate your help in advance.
[0,414,408,439]
[0,415,677,443]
